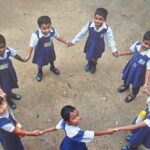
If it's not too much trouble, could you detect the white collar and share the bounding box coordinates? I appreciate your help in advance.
[0,110,9,119]
[90,21,107,31]
[38,28,54,38]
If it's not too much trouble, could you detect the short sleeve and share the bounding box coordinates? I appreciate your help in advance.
[1,124,15,132]
[144,119,150,127]
[146,60,150,70]
[29,33,39,47]
[129,41,140,53]
[53,28,60,39]
[8,47,17,57]
[56,119,65,129]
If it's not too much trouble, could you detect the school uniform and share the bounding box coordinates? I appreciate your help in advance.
[56,119,94,150]
[122,41,150,94]
[0,47,18,94]
[30,28,60,68]
[72,21,117,61]
[0,110,24,150]
[128,113,150,148]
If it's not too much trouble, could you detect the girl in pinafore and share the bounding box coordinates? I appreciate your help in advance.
[0,34,26,109]
[26,16,68,82]
[40,105,114,150]
[0,89,41,150]
[117,31,150,103]
[68,8,118,74]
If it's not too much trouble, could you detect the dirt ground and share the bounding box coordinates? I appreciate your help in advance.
[0,0,150,150]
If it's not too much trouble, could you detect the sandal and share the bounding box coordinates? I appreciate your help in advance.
[11,93,21,100]
[36,73,43,82]
[125,94,136,103]
[50,67,60,75]
[118,84,129,93]
[121,145,138,150]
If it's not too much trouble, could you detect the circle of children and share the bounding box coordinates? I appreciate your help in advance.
[0,7,150,150]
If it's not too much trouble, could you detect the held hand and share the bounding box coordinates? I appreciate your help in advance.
[31,130,43,136]
[112,51,119,57]
[66,41,74,47]
[25,55,30,62]
[106,128,114,134]
[0,89,6,98]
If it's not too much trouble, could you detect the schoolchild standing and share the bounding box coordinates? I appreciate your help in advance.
[0,90,41,150]
[40,105,114,150]
[118,31,150,102]
[0,34,26,109]
[68,8,118,74]
[26,16,68,82]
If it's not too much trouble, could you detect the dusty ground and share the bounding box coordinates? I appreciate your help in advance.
[0,0,150,150]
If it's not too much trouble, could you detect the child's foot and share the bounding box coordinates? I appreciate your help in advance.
[90,64,96,74]
[118,84,129,93]
[121,145,138,150]
[7,99,16,109]
[11,93,21,100]
[85,64,91,72]
[124,94,136,103]
[36,73,43,82]
[125,135,132,142]
[50,66,60,75]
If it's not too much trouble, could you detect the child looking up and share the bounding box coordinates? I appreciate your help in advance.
[40,105,114,150]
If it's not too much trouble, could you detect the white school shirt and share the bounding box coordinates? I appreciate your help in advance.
[29,28,60,48]
[56,119,94,143]
[71,21,117,53]
[129,41,150,70]
[0,111,15,132]
[0,47,16,60]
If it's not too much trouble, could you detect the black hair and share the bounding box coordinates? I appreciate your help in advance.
[37,16,51,27]
[95,8,108,19]
[0,96,4,105]
[61,105,76,121]
[0,34,6,46]
[143,31,150,41]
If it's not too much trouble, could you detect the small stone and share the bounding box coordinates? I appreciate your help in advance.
[63,91,68,97]
[36,114,39,118]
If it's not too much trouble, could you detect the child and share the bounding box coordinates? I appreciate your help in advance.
[0,91,41,150]
[26,16,68,82]
[40,105,114,150]
[117,31,150,103]
[112,96,150,150]
[0,34,26,109]
[67,8,118,74]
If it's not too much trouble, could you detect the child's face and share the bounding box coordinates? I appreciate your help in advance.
[94,15,105,29]
[0,101,8,115]
[141,40,150,50]
[68,109,81,126]
[40,23,51,36]
[0,43,6,53]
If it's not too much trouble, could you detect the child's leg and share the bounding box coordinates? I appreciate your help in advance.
[90,59,97,74]
[6,92,16,109]
[124,87,140,103]
[36,67,43,82]
[50,62,60,75]
[85,61,92,72]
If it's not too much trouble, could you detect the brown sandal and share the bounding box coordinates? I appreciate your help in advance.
[118,85,129,93]
[124,94,136,103]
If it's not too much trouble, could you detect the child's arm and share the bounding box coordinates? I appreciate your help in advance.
[118,49,132,56]
[56,36,68,45]
[143,70,150,89]
[26,47,34,61]
[13,127,41,136]
[112,121,146,132]
[94,129,114,136]
[15,54,26,62]
[39,127,57,134]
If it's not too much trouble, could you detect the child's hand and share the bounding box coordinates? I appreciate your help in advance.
[0,89,6,98]
[31,130,43,136]
[112,51,119,57]
[106,128,114,134]
[66,41,74,47]
[25,56,31,62]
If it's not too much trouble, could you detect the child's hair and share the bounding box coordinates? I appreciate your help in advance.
[0,96,4,105]
[0,34,6,46]
[37,16,51,27]
[61,105,76,121]
[94,8,108,19]
[143,31,150,41]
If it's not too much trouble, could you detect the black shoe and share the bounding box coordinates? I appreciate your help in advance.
[50,67,60,75]
[121,145,138,150]
[125,135,132,142]
[11,93,21,100]
[85,64,91,72]
[36,73,43,82]
[7,99,16,109]
[90,64,96,74]
[124,94,136,103]
[118,84,129,93]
